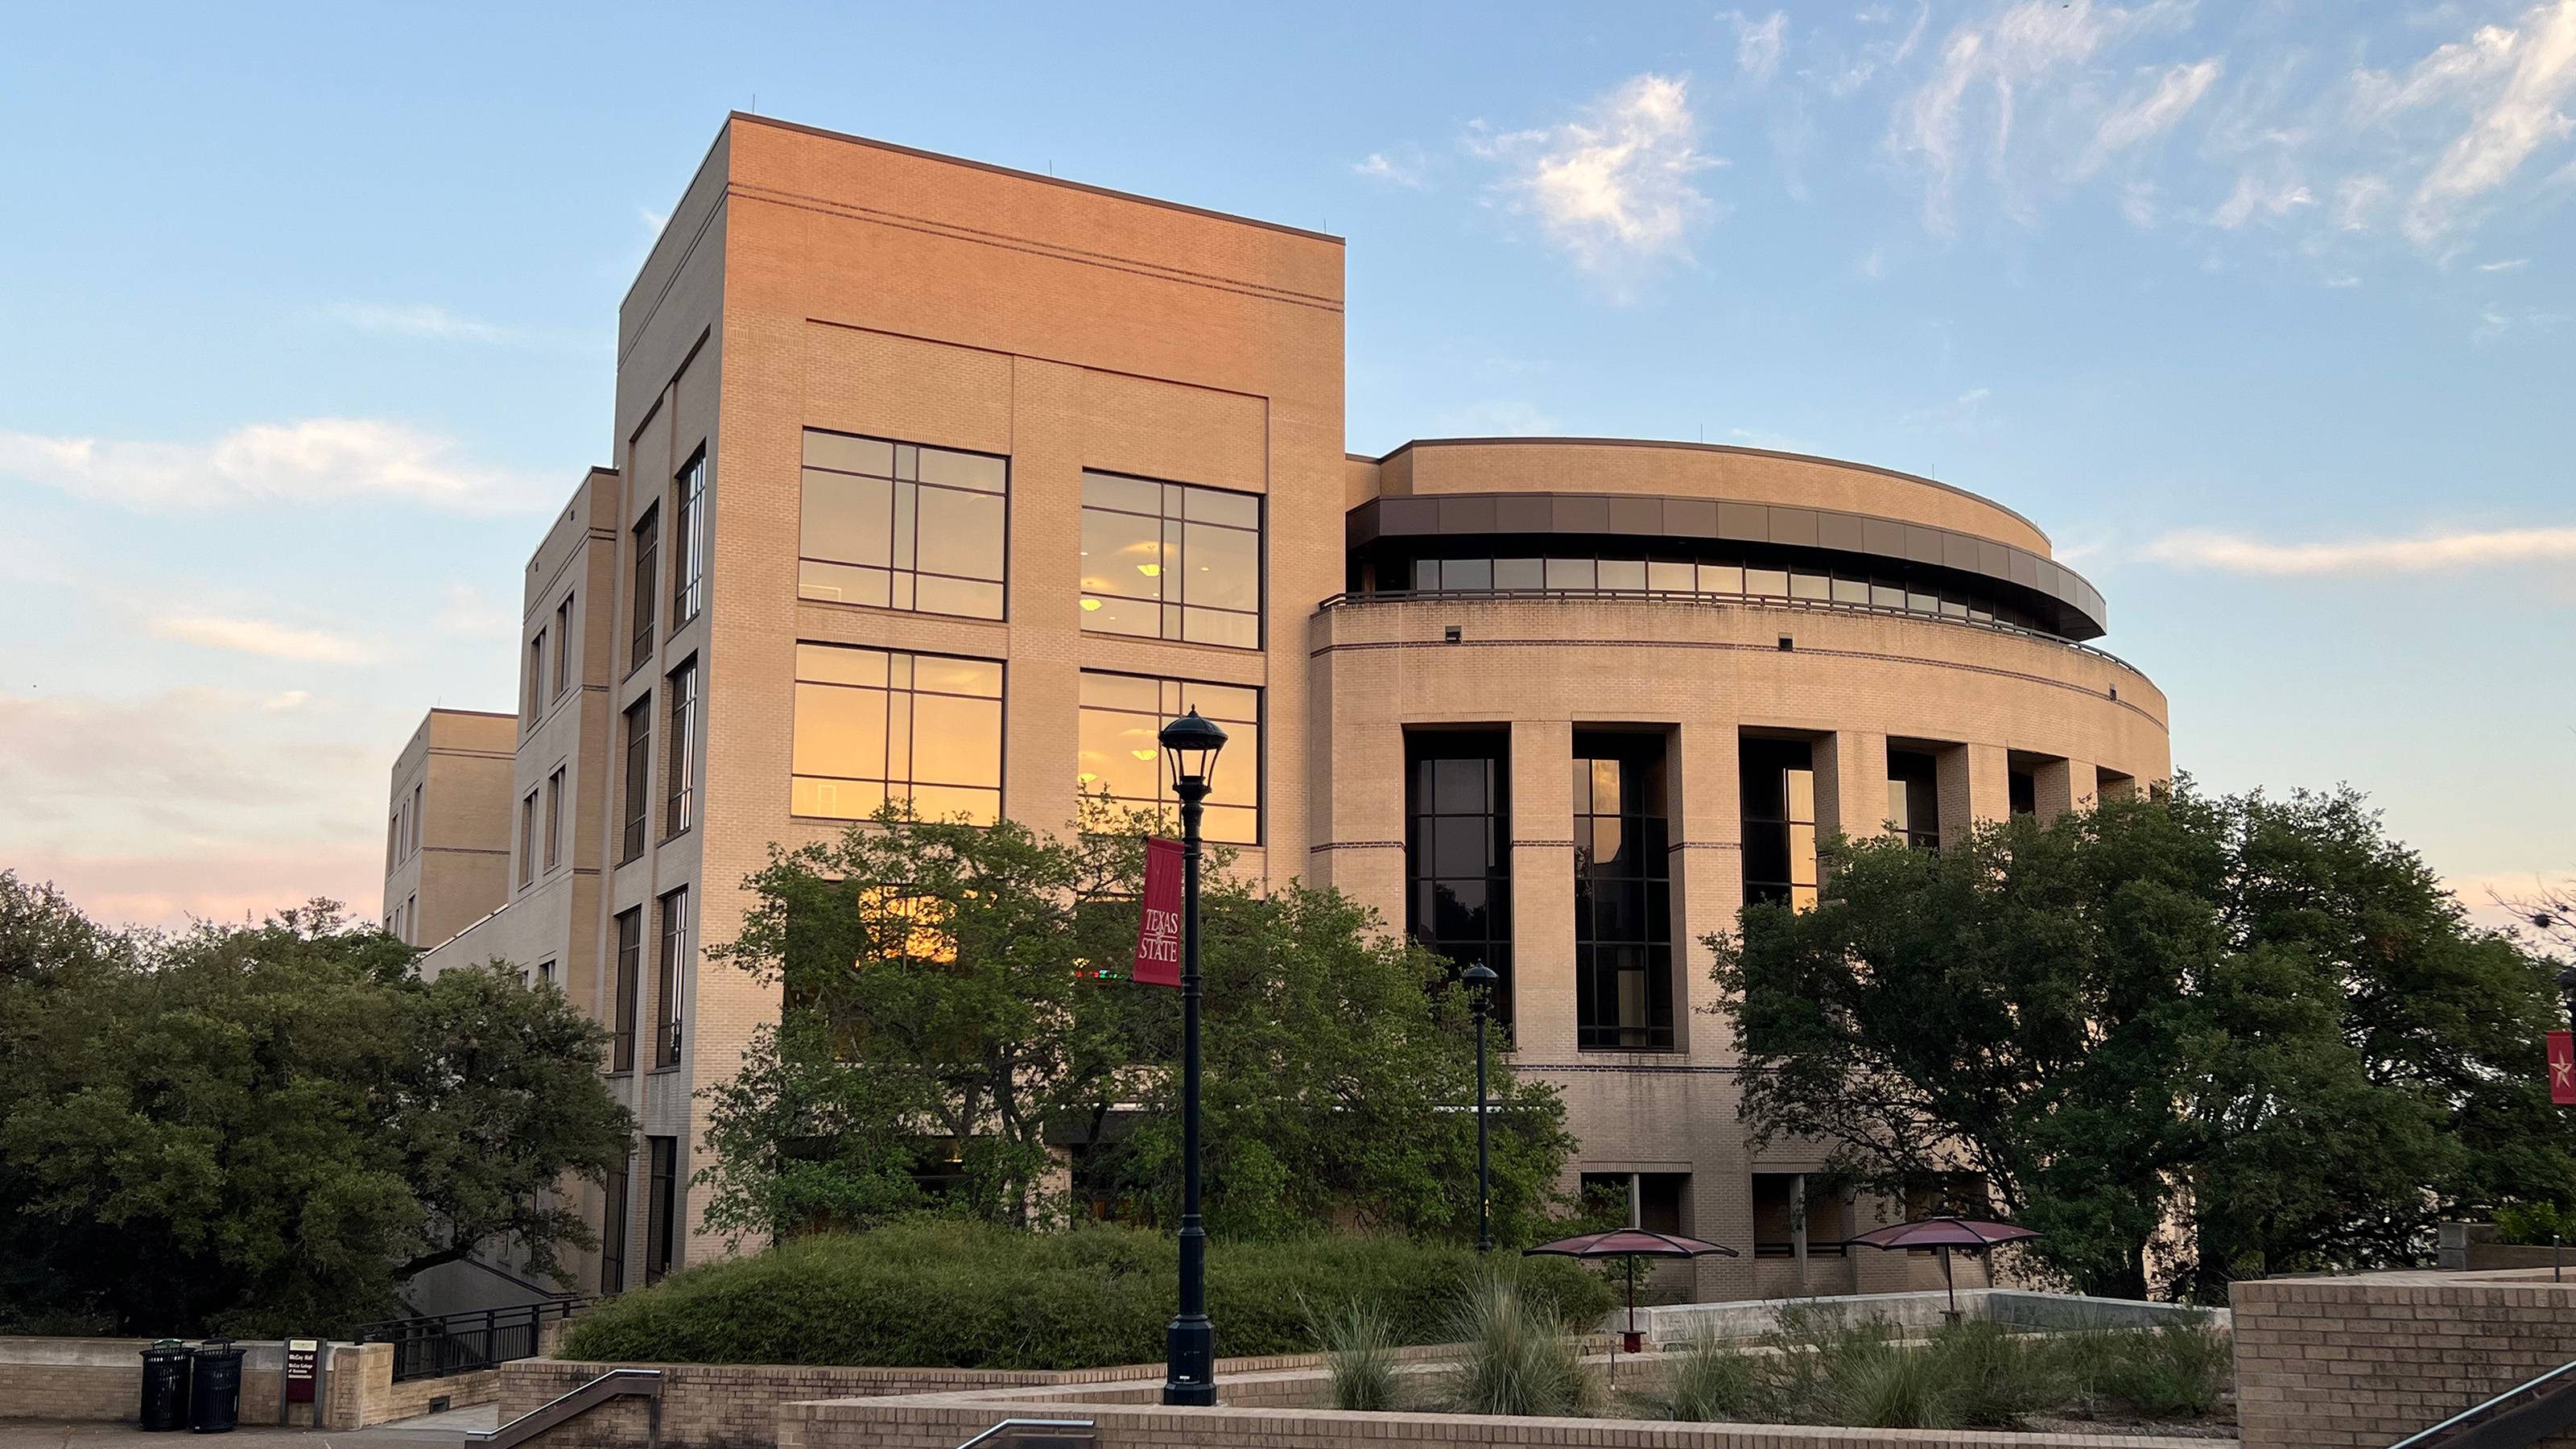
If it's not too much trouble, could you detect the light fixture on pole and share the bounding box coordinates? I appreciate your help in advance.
[1463,963,1498,1253]
[1157,707,1227,1408]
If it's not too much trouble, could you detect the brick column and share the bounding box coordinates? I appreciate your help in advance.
[1935,741,2011,845]
[1815,729,1891,843]
[1507,719,1574,1059]
[1672,720,1740,1061]
[2031,757,2095,823]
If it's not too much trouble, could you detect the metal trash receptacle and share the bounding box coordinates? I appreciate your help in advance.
[187,1338,243,1434]
[139,1340,194,1430]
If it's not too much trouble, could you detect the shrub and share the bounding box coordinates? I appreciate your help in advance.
[2088,1322,2231,1419]
[1926,1319,2058,1426]
[1651,1332,1766,1422]
[559,1218,1612,1371]
[1828,1344,1955,1430]
[2496,1201,2572,1247]
[1443,1269,1601,1418]
[1315,1300,1402,1411]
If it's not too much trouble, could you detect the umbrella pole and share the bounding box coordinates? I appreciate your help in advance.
[1942,1245,1956,1319]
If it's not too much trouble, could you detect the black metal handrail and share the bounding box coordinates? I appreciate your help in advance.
[357,1298,590,1383]
[1752,1239,1852,1258]
[1315,588,2145,675]
[2388,1357,2576,1449]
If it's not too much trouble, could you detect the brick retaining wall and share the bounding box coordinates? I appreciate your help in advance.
[2232,1269,2576,1449]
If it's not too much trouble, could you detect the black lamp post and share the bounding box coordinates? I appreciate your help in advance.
[1463,963,1498,1254]
[1158,707,1227,1408]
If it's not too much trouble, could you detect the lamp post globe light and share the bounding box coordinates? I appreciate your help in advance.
[1158,707,1227,1407]
[1463,963,1498,1254]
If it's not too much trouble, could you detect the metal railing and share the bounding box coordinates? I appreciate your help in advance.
[1752,1239,1851,1258]
[357,1298,589,1383]
[2388,1358,2576,1449]
[469,1367,661,1449]
[1315,588,2143,675]
[954,1420,1096,1448]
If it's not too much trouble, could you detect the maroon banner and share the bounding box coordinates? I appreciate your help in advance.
[1132,837,1184,988]
[2551,1031,2574,1106]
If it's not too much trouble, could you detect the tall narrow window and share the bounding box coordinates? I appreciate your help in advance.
[411,783,423,856]
[1405,730,1513,1023]
[621,696,652,863]
[799,431,1006,619]
[654,888,688,1068]
[525,631,546,731]
[643,1136,679,1285]
[403,894,415,945]
[1574,733,1674,1051]
[387,811,400,873]
[1075,673,1261,844]
[664,658,697,839]
[611,907,642,1073]
[1887,749,1941,850]
[1742,737,1819,910]
[543,767,566,871]
[518,790,538,889]
[1077,471,1260,648]
[553,593,576,698]
[599,1148,631,1294]
[630,504,659,672]
[791,644,1002,824]
[671,450,707,627]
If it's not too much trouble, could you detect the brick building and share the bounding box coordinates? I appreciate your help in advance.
[384,113,2169,1299]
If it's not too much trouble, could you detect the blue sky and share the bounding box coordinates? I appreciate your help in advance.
[2,2,2570,930]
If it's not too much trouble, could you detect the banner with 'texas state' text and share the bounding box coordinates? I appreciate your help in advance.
[1131,836,1183,988]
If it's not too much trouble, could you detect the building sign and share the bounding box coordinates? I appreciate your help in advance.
[1131,837,1183,988]
[283,1339,320,1404]
[2551,1032,2574,1107]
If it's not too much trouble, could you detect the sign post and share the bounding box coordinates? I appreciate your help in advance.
[282,1339,320,1426]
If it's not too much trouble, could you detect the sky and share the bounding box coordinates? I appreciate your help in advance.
[1,1,2570,934]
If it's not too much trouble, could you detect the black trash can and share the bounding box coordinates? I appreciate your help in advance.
[187,1338,242,1434]
[138,1340,194,1430]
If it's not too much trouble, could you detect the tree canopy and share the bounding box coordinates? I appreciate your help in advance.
[0,873,633,1335]
[1711,783,2574,1302]
[696,804,1575,1246]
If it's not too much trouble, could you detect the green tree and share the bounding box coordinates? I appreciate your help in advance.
[1710,785,2569,1302]
[0,875,632,1334]
[697,804,1574,1245]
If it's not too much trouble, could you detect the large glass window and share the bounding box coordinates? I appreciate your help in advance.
[1075,673,1259,844]
[643,1136,678,1285]
[799,430,1006,621]
[1078,472,1260,649]
[1380,551,2038,633]
[1742,737,1819,910]
[518,790,538,889]
[621,696,651,864]
[1406,731,1513,1023]
[599,1147,631,1294]
[792,643,1003,823]
[630,505,658,672]
[544,767,564,872]
[553,592,575,698]
[611,907,641,1073]
[671,450,707,626]
[665,658,697,840]
[1574,733,1674,1051]
[1887,749,1940,850]
[654,888,687,1069]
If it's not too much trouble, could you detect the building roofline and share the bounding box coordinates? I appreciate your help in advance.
[724,113,1346,246]
[1366,436,2051,551]
[427,708,516,720]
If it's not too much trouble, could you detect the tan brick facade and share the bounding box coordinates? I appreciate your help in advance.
[391,112,2172,1298]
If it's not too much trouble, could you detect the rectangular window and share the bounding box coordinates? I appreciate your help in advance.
[518,790,538,889]
[1887,749,1940,850]
[630,504,658,672]
[387,811,399,873]
[611,907,642,1073]
[654,888,687,1069]
[671,450,707,626]
[791,643,1003,824]
[1405,730,1513,1024]
[1741,737,1819,910]
[599,1148,631,1294]
[665,658,697,839]
[2009,768,2037,817]
[621,696,652,863]
[643,1136,679,1285]
[525,631,546,731]
[1574,732,1674,1051]
[411,783,423,856]
[403,894,415,945]
[553,593,575,698]
[1078,471,1259,649]
[798,431,1006,621]
[1075,673,1260,844]
[543,767,565,871]
[535,959,555,988]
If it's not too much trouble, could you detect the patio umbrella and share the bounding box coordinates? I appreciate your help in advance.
[1846,1216,2040,1317]
[1523,1228,1737,1355]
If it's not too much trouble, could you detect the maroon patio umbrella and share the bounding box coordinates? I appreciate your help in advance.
[1524,1228,1738,1354]
[1846,1216,2040,1317]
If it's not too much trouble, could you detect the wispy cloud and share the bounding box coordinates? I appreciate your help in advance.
[2211,171,2317,227]
[639,205,671,235]
[148,615,370,663]
[0,418,550,514]
[2142,524,2576,574]
[1352,151,1428,188]
[2347,1,2576,245]
[1468,73,1724,279]
[2478,255,2533,270]
[1900,386,1993,426]
[1729,10,1789,85]
[2077,58,2223,177]
[434,583,521,638]
[328,301,518,344]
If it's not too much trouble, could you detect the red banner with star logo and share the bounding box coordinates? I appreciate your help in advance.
[2551,1032,2574,1106]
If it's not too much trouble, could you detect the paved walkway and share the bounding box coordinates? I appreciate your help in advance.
[0,1404,497,1449]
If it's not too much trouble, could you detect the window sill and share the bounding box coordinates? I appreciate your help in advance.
[647,1063,682,1075]
[660,826,692,846]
